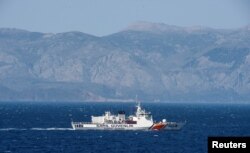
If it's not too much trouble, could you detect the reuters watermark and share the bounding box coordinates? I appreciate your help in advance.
[208,137,250,153]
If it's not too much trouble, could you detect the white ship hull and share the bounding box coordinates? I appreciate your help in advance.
[71,100,169,131]
[71,122,153,130]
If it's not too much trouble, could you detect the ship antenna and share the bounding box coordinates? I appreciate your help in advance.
[135,95,139,105]
[135,95,141,108]
[135,95,141,116]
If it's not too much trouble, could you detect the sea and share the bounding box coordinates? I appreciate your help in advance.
[0,102,250,153]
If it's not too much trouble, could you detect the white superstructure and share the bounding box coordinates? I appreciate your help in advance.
[71,102,167,130]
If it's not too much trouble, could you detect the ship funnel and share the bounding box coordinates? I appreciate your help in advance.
[118,111,125,122]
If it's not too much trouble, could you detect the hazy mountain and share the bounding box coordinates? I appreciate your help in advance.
[0,22,250,102]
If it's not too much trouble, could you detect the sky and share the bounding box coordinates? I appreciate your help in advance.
[0,0,249,36]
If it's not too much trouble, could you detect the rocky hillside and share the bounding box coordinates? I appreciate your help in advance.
[0,22,250,102]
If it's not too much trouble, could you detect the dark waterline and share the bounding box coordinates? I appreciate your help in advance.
[1,102,250,153]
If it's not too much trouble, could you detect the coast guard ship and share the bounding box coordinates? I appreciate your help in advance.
[71,102,168,130]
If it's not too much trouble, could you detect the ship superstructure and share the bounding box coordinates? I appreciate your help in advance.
[71,102,167,130]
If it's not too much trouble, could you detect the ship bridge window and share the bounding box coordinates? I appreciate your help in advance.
[145,114,152,120]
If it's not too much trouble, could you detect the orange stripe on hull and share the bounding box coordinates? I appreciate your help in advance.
[150,122,167,130]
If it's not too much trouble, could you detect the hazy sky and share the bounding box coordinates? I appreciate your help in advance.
[0,0,249,36]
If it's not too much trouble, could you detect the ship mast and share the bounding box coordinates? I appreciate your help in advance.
[135,95,142,117]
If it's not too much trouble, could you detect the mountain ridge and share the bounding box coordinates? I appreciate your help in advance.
[0,22,250,102]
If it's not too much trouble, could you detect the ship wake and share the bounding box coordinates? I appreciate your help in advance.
[0,128,74,131]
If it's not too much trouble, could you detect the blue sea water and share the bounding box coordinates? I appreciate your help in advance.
[0,102,250,153]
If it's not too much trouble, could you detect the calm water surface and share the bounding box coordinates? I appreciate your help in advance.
[0,102,250,153]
